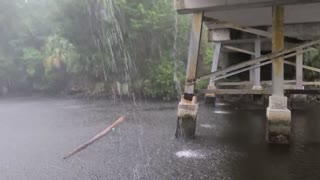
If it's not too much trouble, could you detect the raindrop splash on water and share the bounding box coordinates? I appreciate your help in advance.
[176,150,206,159]
[213,110,232,114]
[200,124,216,129]
[215,102,230,106]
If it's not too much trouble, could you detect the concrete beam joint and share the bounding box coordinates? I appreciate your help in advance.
[177,98,198,117]
[267,108,291,122]
[207,85,216,90]
[209,29,230,41]
[268,96,288,109]
[252,85,263,90]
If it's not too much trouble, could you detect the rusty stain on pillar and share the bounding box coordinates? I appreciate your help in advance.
[184,12,203,101]
[272,6,284,96]
[266,5,291,144]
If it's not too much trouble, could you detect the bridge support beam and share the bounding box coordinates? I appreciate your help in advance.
[176,12,203,139]
[266,6,291,144]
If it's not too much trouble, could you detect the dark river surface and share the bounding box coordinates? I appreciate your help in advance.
[1,97,320,180]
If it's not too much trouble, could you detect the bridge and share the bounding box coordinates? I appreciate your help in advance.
[175,0,320,144]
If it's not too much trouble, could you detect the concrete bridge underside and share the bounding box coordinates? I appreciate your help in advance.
[175,0,320,144]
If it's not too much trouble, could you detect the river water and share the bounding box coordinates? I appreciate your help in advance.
[0,97,320,180]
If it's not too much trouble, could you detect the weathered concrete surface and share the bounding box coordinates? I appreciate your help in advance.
[176,97,198,139]
[176,0,320,14]
[205,85,216,105]
[272,5,285,96]
[203,3,320,28]
[267,96,292,144]
[252,85,263,90]
[184,12,203,100]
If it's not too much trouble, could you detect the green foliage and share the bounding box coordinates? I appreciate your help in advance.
[43,35,80,74]
[22,48,43,76]
[143,59,178,100]
[304,49,320,80]
[0,0,214,100]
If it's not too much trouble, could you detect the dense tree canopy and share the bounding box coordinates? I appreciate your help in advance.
[0,0,215,99]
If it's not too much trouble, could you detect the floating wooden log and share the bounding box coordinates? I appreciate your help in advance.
[63,116,126,160]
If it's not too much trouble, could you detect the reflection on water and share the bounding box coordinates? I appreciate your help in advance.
[0,97,320,180]
[213,110,232,114]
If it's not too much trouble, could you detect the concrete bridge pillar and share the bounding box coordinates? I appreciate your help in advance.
[292,48,306,103]
[205,29,230,104]
[252,39,263,90]
[176,12,203,139]
[266,6,291,144]
[205,42,221,104]
[296,48,304,90]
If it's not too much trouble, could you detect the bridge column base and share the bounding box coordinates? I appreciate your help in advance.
[266,96,291,144]
[252,85,263,91]
[175,97,198,139]
[205,85,216,105]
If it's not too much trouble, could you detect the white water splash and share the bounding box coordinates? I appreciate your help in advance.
[213,110,232,114]
[176,150,205,159]
[200,124,215,129]
[215,102,230,106]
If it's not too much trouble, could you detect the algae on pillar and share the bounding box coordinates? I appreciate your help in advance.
[176,12,203,139]
[267,96,291,144]
[176,97,198,139]
[266,6,291,144]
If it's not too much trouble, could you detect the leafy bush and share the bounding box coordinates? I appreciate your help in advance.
[305,50,320,80]
[143,59,181,100]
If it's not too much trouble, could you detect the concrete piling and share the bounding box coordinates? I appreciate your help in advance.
[176,97,198,139]
[266,6,291,144]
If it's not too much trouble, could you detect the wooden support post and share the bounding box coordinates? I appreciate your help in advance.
[272,6,285,96]
[296,48,304,89]
[184,12,203,101]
